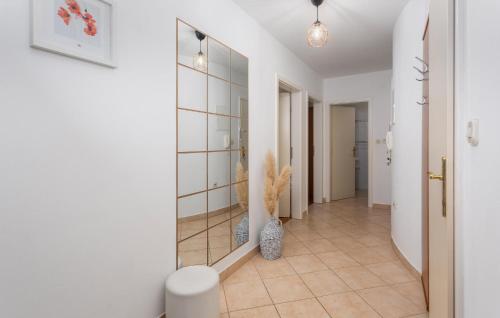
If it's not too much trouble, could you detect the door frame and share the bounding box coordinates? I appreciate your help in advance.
[326,99,374,207]
[308,104,314,205]
[274,74,305,219]
[427,0,456,316]
[308,97,324,205]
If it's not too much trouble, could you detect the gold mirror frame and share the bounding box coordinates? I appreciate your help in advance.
[176,18,249,268]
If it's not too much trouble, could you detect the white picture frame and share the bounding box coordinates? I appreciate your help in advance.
[31,0,117,68]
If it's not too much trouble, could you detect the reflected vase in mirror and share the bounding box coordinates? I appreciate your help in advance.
[176,19,249,268]
[260,152,291,260]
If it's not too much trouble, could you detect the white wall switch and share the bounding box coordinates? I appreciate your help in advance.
[466,119,479,146]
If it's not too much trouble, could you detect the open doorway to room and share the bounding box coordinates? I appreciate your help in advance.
[330,102,370,202]
[308,97,324,207]
[275,77,305,221]
[308,100,314,205]
[278,85,292,220]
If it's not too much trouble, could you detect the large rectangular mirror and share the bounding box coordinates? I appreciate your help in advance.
[177,19,249,268]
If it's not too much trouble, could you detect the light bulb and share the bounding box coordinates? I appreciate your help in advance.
[307,21,328,47]
[193,51,207,72]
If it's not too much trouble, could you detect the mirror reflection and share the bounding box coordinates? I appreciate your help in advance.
[178,192,207,241]
[178,22,207,72]
[178,231,207,267]
[178,65,207,112]
[208,152,230,189]
[231,50,248,87]
[208,77,230,115]
[231,84,248,117]
[177,19,249,268]
[208,38,230,80]
[178,153,206,197]
[208,114,231,151]
[231,211,249,251]
[178,110,206,152]
[209,221,231,265]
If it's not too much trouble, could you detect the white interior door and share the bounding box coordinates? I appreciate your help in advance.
[330,106,356,200]
[428,0,454,316]
[279,92,291,218]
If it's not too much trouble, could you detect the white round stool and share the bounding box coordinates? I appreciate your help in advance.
[165,265,219,318]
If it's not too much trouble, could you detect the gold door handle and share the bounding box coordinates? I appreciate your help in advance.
[428,173,444,181]
[428,156,447,217]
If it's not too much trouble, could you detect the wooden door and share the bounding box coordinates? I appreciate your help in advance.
[422,18,430,308]
[279,92,291,218]
[308,106,314,205]
[330,106,356,200]
[428,0,455,316]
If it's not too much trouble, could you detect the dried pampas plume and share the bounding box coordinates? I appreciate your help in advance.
[263,151,291,217]
[235,162,248,210]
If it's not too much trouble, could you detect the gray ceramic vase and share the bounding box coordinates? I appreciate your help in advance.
[259,217,284,260]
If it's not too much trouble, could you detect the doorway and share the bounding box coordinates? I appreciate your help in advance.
[426,0,455,315]
[308,101,314,205]
[278,87,292,218]
[330,102,369,201]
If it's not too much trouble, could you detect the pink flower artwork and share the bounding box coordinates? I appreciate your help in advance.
[57,0,97,37]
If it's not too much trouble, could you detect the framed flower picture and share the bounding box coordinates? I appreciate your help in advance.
[31,0,117,68]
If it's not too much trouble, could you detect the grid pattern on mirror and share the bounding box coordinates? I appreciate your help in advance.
[176,19,249,268]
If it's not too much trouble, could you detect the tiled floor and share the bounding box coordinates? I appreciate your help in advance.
[220,194,429,318]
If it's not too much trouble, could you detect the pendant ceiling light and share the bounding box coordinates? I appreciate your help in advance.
[307,0,328,48]
[193,30,207,72]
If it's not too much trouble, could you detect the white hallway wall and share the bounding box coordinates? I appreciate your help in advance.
[323,70,392,205]
[455,0,500,316]
[0,1,322,318]
[391,0,427,273]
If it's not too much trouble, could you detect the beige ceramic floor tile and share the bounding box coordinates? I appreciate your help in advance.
[302,238,339,254]
[392,281,427,311]
[282,241,312,257]
[315,227,347,239]
[316,251,359,270]
[329,236,366,252]
[283,232,299,243]
[252,255,295,279]
[370,245,399,262]
[404,314,428,318]
[357,286,425,318]
[224,280,272,311]
[223,262,260,285]
[220,285,228,313]
[318,292,381,318]
[355,234,388,247]
[286,254,328,274]
[300,270,351,296]
[218,194,429,317]
[365,262,416,284]
[345,247,392,265]
[263,275,314,304]
[275,298,330,318]
[229,305,280,318]
[334,266,386,290]
[291,230,323,242]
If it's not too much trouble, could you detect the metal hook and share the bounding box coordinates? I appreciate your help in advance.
[413,66,428,75]
[417,96,428,106]
[416,77,428,82]
[415,56,429,72]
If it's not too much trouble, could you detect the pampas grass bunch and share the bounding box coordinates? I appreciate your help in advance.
[264,151,292,217]
[235,162,248,210]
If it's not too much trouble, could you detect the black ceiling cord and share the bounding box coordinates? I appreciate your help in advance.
[311,0,324,23]
[195,31,205,53]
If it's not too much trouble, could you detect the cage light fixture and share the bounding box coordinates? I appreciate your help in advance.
[193,30,207,72]
[307,0,328,48]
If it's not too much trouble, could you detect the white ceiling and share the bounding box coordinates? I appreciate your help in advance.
[232,0,409,77]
